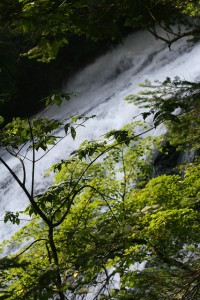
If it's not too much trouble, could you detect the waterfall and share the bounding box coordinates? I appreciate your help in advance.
[0,29,200,242]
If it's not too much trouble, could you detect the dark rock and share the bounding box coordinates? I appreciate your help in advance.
[153,141,181,176]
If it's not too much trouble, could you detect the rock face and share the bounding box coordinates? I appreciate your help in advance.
[0,33,114,122]
[153,141,199,177]
[153,142,181,176]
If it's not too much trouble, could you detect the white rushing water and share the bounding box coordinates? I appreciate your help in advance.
[0,29,200,242]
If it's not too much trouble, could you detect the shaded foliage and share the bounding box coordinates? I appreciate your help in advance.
[1,0,200,63]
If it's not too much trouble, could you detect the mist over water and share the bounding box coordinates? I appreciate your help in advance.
[0,29,200,242]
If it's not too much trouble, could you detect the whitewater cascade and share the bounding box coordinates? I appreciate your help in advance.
[0,29,200,242]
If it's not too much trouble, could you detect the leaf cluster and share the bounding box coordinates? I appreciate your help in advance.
[2,0,199,62]
[125,77,200,128]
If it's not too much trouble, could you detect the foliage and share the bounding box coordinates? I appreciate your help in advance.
[0,1,200,298]
[125,77,200,127]
[0,118,157,299]
[1,0,200,62]
[0,87,200,299]
[167,106,200,150]
[0,123,200,299]
[125,76,200,153]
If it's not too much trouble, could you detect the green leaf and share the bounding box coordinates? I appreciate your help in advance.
[64,123,70,134]
[141,112,151,120]
[70,126,76,140]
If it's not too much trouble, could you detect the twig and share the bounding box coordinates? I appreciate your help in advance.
[12,238,48,260]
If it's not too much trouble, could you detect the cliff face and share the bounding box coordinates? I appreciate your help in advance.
[0,33,115,122]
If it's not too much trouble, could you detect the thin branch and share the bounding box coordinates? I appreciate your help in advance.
[52,126,155,227]
[52,185,86,227]
[143,6,200,49]
[12,238,48,260]
[93,269,116,300]
[83,184,121,227]
[169,269,200,300]
[0,156,30,200]
[121,148,127,215]
[69,126,155,201]
[59,0,67,7]
[13,153,33,163]
[103,266,113,299]
[37,100,57,120]
[0,218,31,222]
[147,27,200,50]
[147,7,180,38]
[28,118,35,198]
[68,192,94,233]
[34,118,88,163]
[152,244,192,272]
[16,138,30,158]
[0,156,52,226]
[45,242,52,264]
[6,147,26,185]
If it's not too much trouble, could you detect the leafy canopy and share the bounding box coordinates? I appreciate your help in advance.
[2,0,200,62]
[1,130,200,299]
[0,74,200,298]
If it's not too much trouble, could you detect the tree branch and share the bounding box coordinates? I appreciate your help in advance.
[6,147,27,185]
[0,156,52,226]
[12,238,48,260]
[28,118,35,198]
